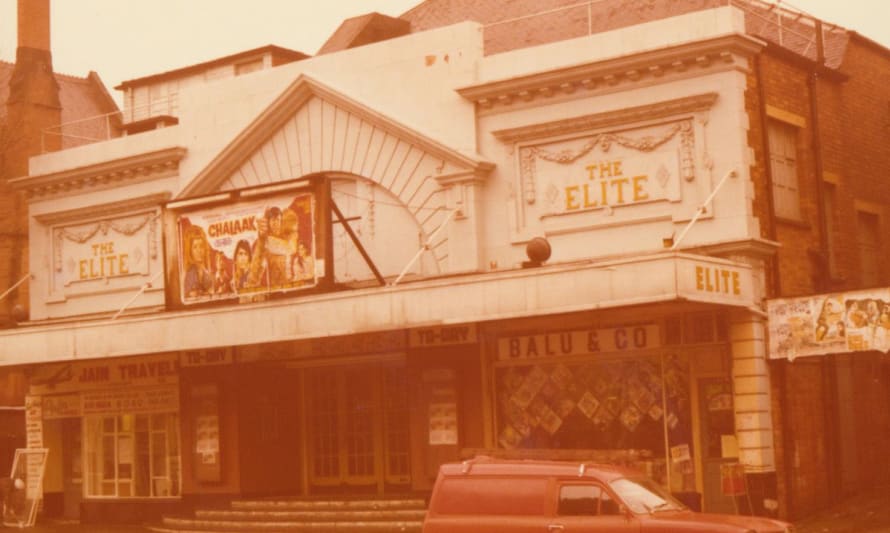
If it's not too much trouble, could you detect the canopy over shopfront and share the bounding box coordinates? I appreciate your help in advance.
[768,287,890,360]
[0,252,759,366]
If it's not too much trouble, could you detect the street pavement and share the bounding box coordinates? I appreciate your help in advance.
[8,486,890,532]
[793,486,890,533]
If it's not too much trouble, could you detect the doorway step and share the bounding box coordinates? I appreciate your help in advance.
[146,498,427,532]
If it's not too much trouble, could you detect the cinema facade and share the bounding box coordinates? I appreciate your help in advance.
[2,7,783,522]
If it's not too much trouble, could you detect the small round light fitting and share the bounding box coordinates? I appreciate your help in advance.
[525,237,551,266]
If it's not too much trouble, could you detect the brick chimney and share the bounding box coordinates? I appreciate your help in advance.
[1,0,61,326]
[7,0,61,129]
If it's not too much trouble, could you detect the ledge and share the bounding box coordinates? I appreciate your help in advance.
[457,34,763,110]
[10,146,187,199]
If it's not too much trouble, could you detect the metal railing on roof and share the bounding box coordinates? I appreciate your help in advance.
[477,0,843,63]
[40,94,179,153]
[37,1,845,154]
[732,0,844,62]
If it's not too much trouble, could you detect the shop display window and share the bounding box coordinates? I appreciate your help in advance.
[495,354,694,491]
[84,413,180,498]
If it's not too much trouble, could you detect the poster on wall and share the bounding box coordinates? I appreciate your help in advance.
[428,402,458,445]
[177,192,317,304]
[495,354,691,455]
[768,287,890,359]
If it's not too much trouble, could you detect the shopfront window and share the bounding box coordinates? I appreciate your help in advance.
[495,354,694,490]
[84,413,180,498]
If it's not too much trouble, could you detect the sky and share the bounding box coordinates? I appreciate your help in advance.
[0,0,888,107]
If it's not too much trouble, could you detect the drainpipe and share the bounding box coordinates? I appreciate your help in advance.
[809,20,830,293]
[808,19,842,505]
[755,57,780,296]
[755,53,793,519]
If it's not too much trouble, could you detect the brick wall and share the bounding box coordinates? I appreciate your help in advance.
[828,38,890,289]
[1,110,35,326]
[751,35,890,519]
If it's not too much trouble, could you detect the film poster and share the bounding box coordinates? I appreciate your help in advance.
[768,288,890,359]
[178,192,316,304]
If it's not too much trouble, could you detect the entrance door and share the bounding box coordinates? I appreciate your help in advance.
[306,363,409,491]
[239,368,302,495]
[699,378,738,513]
[61,418,82,519]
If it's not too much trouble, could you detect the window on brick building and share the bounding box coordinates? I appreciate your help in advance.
[856,210,881,287]
[235,58,264,76]
[768,120,802,221]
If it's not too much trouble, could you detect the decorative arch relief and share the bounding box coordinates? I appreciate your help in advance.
[210,92,492,275]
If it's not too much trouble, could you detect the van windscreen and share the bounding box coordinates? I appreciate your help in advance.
[434,476,549,516]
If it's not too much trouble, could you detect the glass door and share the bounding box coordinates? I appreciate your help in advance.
[699,378,739,513]
[306,362,409,489]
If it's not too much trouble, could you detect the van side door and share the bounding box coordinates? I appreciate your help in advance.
[422,474,552,533]
[548,482,641,532]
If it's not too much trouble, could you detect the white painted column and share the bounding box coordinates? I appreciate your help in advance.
[437,172,486,273]
[729,310,776,473]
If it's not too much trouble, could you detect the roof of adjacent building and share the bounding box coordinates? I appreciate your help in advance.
[317,12,410,55]
[0,61,120,149]
[115,45,309,90]
[393,0,870,69]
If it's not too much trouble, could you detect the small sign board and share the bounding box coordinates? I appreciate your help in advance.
[3,448,49,528]
[720,462,747,496]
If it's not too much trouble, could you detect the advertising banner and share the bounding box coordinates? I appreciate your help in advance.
[177,192,316,304]
[767,287,890,359]
[497,325,661,361]
[28,353,179,395]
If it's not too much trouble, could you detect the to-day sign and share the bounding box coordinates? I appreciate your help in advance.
[498,325,661,361]
[409,325,477,348]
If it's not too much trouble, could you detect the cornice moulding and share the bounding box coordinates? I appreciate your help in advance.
[435,169,491,186]
[11,147,187,199]
[458,34,765,108]
[34,192,172,226]
[492,92,719,143]
[689,238,781,259]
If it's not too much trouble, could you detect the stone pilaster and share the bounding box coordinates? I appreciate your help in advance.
[729,309,776,473]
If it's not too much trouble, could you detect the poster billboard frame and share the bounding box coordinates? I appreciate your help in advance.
[166,175,333,308]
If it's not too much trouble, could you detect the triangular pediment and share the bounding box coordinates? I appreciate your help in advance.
[180,74,493,199]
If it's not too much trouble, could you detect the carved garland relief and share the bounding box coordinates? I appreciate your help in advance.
[520,120,695,207]
[53,212,159,287]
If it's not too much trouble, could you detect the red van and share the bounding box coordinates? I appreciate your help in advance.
[423,457,792,532]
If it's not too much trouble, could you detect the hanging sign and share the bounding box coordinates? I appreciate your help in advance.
[24,396,43,449]
[768,287,890,359]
